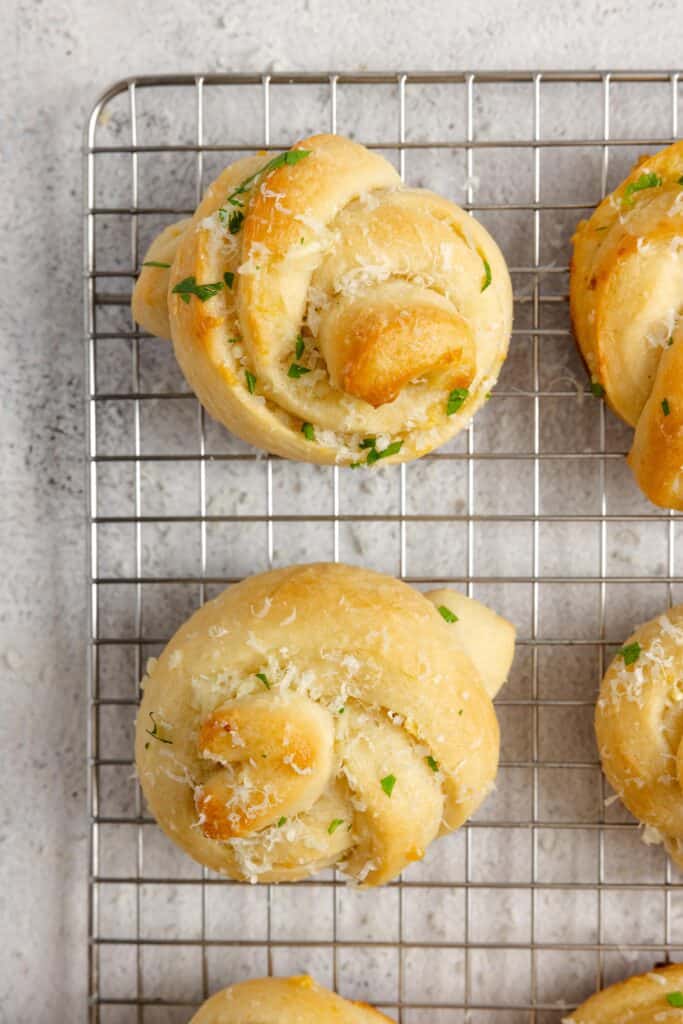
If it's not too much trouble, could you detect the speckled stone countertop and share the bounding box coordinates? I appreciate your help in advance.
[2,2,683,1019]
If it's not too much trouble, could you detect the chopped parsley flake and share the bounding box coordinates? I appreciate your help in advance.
[231,149,311,200]
[678,176,683,186]
[228,337,239,344]
[426,755,439,772]
[228,210,244,234]
[619,641,641,666]
[481,257,492,292]
[172,275,223,304]
[668,336,675,347]
[295,334,305,359]
[288,363,311,379]
[359,437,377,449]
[142,260,171,268]
[218,149,312,226]
[245,370,257,394]
[276,815,287,827]
[447,387,469,416]
[255,671,271,689]
[145,711,172,744]
[338,706,345,714]
[667,992,683,1007]
[301,421,315,441]
[590,380,605,398]
[662,398,671,416]
[223,271,235,289]
[366,440,403,465]
[437,605,458,624]
[327,818,344,834]
[380,774,397,797]
[623,171,662,206]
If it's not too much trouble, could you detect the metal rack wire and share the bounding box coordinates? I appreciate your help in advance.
[85,71,683,1023]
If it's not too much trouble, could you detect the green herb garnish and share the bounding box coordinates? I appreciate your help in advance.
[145,711,172,744]
[288,363,311,379]
[426,755,439,772]
[223,271,235,289]
[380,774,397,797]
[678,176,683,186]
[481,257,492,292]
[619,641,641,666]
[622,171,662,206]
[218,149,312,224]
[255,671,271,689]
[437,605,458,624]
[245,371,257,394]
[447,387,469,416]
[359,437,377,449]
[276,815,287,827]
[228,210,244,234]
[338,706,345,714]
[143,260,171,268]
[366,440,403,465]
[667,992,683,1007]
[328,818,344,834]
[172,275,223,304]
[301,421,315,441]
[229,149,311,203]
[295,334,305,359]
[590,380,605,398]
[668,336,675,347]
[662,398,671,416]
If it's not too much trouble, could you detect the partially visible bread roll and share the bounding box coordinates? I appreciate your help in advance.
[595,604,683,869]
[135,562,515,886]
[564,963,683,1023]
[189,975,392,1023]
[570,140,683,509]
[132,133,513,465]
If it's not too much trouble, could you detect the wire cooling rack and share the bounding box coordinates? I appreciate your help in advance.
[85,71,683,1023]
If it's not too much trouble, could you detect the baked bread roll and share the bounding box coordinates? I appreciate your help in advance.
[570,140,683,509]
[189,975,392,1023]
[132,133,512,465]
[595,604,683,868]
[563,963,683,1023]
[135,562,515,886]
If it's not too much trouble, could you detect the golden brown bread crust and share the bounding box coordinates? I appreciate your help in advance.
[135,562,515,886]
[131,134,512,465]
[189,975,393,1023]
[570,140,683,509]
[131,218,191,340]
[595,604,683,869]
[565,963,683,1023]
